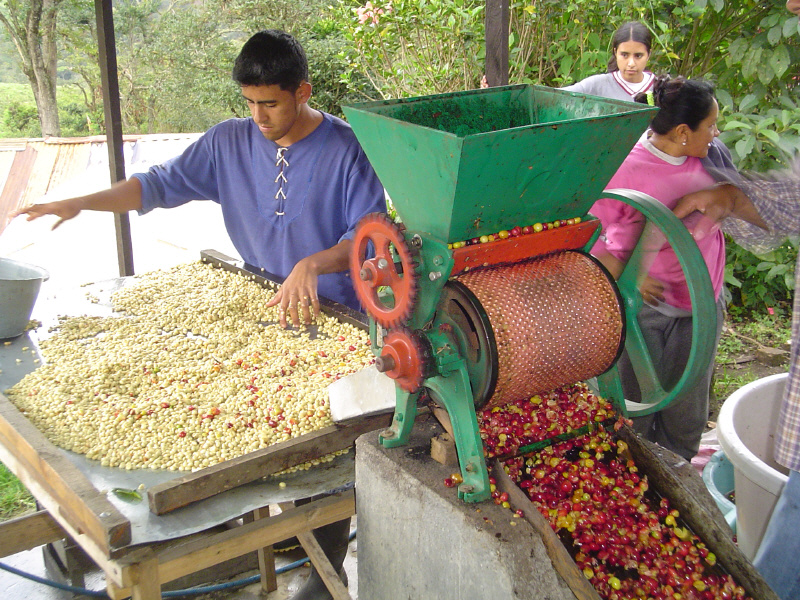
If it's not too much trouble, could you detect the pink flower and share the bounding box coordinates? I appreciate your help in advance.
[356,7,371,24]
[356,2,388,25]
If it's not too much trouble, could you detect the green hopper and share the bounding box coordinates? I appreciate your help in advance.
[342,84,657,243]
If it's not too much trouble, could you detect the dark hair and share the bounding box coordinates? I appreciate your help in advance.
[232,30,309,91]
[607,22,652,72]
[634,75,716,134]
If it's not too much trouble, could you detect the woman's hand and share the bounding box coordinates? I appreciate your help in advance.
[639,275,666,306]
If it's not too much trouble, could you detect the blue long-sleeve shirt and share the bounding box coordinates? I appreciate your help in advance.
[132,113,386,310]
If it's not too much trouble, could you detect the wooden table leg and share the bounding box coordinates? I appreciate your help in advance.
[129,554,161,600]
[254,506,278,593]
[296,530,352,600]
[279,500,353,600]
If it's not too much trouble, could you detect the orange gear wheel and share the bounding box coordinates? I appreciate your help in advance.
[351,213,418,329]
[375,328,431,393]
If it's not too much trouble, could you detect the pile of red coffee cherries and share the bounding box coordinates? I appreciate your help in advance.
[477,382,752,600]
[478,382,614,459]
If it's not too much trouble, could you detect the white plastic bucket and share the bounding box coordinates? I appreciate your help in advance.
[0,257,49,339]
[717,373,790,560]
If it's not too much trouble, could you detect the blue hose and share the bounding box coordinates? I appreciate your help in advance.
[0,529,355,598]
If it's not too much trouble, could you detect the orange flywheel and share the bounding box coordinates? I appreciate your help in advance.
[375,328,431,393]
[351,213,418,329]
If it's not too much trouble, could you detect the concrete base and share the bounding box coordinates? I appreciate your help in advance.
[355,417,577,600]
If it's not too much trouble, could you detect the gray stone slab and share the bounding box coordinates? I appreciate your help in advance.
[355,417,577,600]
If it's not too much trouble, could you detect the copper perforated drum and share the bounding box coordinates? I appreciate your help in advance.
[446,251,624,409]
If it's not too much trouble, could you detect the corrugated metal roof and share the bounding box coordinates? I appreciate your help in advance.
[0,134,202,236]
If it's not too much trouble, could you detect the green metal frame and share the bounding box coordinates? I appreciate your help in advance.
[593,189,718,417]
[378,230,491,502]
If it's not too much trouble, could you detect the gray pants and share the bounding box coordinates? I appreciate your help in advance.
[618,297,725,460]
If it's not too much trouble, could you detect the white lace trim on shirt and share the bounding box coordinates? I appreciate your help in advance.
[275,147,289,215]
[613,70,655,98]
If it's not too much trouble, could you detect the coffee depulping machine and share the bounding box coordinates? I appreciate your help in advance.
[343,85,717,503]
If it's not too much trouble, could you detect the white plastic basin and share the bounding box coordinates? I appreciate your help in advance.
[717,373,790,560]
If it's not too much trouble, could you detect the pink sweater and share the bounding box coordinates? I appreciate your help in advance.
[590,141,725,313]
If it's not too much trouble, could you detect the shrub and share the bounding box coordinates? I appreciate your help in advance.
[3,101,39,137]
[725,235,798,319]
[59,102,103,136]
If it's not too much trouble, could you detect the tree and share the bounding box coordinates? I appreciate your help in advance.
[57,0,101,122]
[0,0,63,137]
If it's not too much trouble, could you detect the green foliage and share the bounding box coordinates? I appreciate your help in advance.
[3,101,38,136]
[712,310,792,402]
[0,31,26,83]
[79,0,367,132]
[303,31,372,117]
[724,235,798,319]
[2,97,98,141]
[510,0,643,86]
[59,102,103,136]
[717,91,800,170]
[508,0,800,107]
[56,0,102,119]
[336,0,486,98]
[0,83,97,137]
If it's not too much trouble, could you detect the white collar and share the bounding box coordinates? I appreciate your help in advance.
[613,70,655,97]
[641,135,687,165]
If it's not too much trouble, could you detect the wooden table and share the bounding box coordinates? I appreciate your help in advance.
[0,251,387,598]
[0,387,374,599]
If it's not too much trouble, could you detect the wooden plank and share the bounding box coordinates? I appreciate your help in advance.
[148,413,391,515]
[430,405,454,437]
[0,392,131,555]
[296,530,352,600]
[279,500,351,600]
[430,432,458,466]
[618,427,780,600]
[0,441,130,589]
[112,491,355,595]
[492,462,601,600]
[0,509,67,558]
[254,506,278,593]
[484,0,510,87]
[129,552,160,600]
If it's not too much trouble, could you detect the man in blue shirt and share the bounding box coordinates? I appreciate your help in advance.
[14,30,386,327]
[14,29,385,599]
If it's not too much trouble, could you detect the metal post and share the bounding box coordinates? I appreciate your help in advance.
[95,0,135,277]
[484,0,510,87]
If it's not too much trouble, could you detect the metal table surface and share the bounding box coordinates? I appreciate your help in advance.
[0,270,355,546]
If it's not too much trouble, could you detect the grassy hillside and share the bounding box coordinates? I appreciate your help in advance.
[0,83,34,111]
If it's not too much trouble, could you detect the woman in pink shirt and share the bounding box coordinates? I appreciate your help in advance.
[591,75,725,460]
